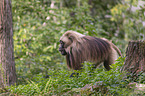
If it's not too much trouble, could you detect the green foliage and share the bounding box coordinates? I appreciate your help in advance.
[110,0,145,40]
[9,57,144,95]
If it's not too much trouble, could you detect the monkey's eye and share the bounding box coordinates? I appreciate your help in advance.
[60,40,64,45]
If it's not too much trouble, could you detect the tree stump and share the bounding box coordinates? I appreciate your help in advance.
[122,41,145,75]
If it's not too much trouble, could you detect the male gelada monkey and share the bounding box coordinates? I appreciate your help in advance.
[59,30,122,72]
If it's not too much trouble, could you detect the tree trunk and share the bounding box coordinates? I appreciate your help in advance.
[0,0,16,88]
[122,41,145,75]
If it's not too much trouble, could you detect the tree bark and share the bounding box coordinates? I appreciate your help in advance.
[122,41,145,75]
[0,0,16,88]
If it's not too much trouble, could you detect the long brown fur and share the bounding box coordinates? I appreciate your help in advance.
[60,30,122,70]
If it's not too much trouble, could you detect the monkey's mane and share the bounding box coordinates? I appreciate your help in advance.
[60,30,85,43]
[63,31,111,70]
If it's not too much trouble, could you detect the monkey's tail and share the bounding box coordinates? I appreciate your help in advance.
[111,43,122,57]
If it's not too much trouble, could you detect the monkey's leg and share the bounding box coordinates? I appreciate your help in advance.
[70,72,79,77]
[104,48,118,71]
[104,60,111,71]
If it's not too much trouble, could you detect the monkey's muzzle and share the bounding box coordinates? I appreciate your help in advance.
[59,47,67,55]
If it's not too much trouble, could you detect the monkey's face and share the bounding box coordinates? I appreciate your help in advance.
[59,40,67,55]
[59,36,72,55]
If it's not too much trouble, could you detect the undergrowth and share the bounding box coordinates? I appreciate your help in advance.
[8,57,144,95]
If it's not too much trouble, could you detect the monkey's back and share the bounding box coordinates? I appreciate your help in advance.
[81,36,111,62]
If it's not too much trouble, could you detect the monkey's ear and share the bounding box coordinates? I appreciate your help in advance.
[67,33,76,42]
[68,36,73,42]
